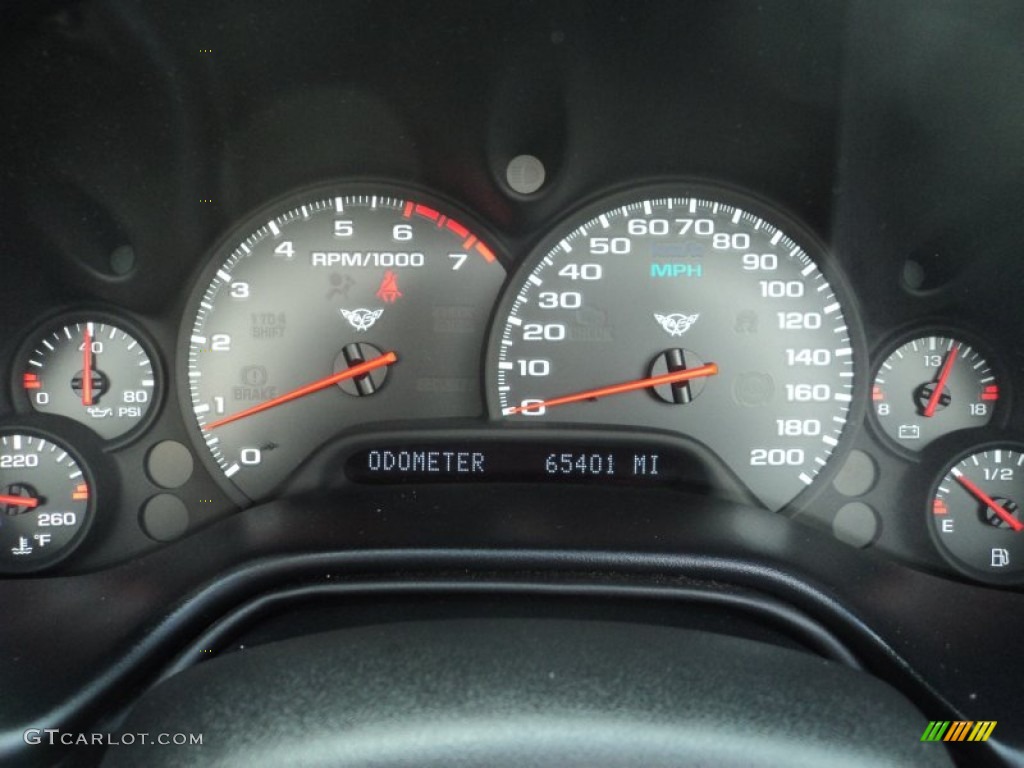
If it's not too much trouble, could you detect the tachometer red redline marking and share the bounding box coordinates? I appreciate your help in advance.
[923,346,957,418]
[445,219,469,239]
[413,203,440,221]
[506,363,719,414]
[474,242,496,263]
[0,494,39,509]
[400,203,491,260]
[953,470,1023,532]
[82,324,94,406]
[203,351,398,431]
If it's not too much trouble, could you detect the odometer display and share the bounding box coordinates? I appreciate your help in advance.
[488,189,858,511]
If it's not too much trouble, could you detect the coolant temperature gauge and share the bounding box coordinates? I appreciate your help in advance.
[18,318,157,441]
[0,432,94,573]
[872,335,998,451]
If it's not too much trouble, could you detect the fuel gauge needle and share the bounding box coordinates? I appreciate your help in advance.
[953,469,1023,532]
[505,363,719,414]
[203,351,398,430]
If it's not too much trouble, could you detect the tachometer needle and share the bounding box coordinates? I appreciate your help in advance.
[922,346,957,418]
[953,469,1023,532]
[0,494,39,509]
[505,363,719,415]
[82,324,94,406]
[203,351,398,430]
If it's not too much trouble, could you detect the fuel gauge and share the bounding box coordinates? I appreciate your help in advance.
[872,335,998,451]
[17,317,158,442]
[930,446,1024,584]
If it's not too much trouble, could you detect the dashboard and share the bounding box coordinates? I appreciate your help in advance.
[1,1,1023,765]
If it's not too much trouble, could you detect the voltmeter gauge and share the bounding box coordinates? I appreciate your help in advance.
[0,432,94,573]
[17,318,157,441]
[930,447,1024,584]
[872,335,998,451]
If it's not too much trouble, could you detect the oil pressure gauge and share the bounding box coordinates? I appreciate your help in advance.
[16,317,158,442]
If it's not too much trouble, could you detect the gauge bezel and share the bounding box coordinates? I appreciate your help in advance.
[0,425,98,575]
[10,309,165,450]
[867,323,1011,461]
[176,179,511,506]
[926,441,1024,587]
[483,180,868,515]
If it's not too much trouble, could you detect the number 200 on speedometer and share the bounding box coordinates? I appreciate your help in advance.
[487,189,860,511]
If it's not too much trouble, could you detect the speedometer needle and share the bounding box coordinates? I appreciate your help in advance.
[203,351,398,430]
[923,346,957,418]
[953,469,1023,532]
[505,363,719,415]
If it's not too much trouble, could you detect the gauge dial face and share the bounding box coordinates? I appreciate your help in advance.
[872,336,997,451]
[0,433,93,573]
[185,190,506,500]
[487,191,857,511]
[931,447,1024,583]
[19,320,156,441]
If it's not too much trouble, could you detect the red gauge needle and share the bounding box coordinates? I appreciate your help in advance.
[954,470,1023,532]
[0,494,39,509]
[82,324,94,406]
[203,351,398,430]
[506,363,719,414]
[923,346,957,418]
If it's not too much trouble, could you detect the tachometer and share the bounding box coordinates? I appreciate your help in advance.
[487,187,859,510]
[184,186,506,501]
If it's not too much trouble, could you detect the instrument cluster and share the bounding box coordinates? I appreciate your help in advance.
[0,175,1020,588]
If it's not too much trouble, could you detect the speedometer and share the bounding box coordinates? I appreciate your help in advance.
[486,187,860,511]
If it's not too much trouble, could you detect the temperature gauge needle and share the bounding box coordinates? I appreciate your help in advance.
[953,469,1023,532]
[506,363,719,414]
[82,324,94,406]
[204,351,398,430]
[0,494,39,509]
[922,347,957,418]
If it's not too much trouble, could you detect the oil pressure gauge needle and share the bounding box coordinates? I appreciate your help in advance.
[82,324,94,406]
[505,363,718,415]
[203,351,398,431]
[953,469,1023,532]
[922,347,957,418]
